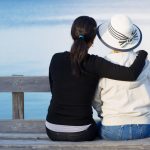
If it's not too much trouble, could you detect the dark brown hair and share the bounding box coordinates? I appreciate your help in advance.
[70,16,97,76]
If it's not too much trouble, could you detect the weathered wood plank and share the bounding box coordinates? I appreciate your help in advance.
[0,133,48,140]
[12,92,24,119]
[0,76,50,92]
[1,121,150,150]
[0,120,46,133]
[0,138,150,150]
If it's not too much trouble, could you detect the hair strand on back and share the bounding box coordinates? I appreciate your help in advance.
[70,16,97,76]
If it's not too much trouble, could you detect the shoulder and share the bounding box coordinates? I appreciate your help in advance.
[83,54,104,74]
[51,51,69,62]
[144,59,150,70]
[85,54,104,65]
[52,51,67,58]
[86,53,101,60]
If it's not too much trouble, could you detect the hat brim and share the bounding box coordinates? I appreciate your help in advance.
[96,22,142,52]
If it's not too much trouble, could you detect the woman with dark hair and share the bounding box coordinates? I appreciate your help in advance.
[45,16,147,141]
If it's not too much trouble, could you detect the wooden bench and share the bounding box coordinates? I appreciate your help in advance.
[0,76,150,150]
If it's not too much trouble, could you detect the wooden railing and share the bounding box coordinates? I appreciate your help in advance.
[0,76,50,119]
[1,76,150,150]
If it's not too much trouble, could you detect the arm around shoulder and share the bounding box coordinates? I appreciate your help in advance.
[83,50,148,81]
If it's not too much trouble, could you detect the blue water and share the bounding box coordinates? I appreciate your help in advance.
[0,0,150,120]
[0,93,51,119]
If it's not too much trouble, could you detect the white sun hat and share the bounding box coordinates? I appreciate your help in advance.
[96,14,142,51]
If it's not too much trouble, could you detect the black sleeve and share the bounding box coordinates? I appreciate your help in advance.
[84,50,147,81]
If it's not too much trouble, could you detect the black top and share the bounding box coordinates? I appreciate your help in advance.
[46,51,147,126]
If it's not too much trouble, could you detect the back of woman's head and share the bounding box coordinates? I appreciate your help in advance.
[70,16,97,76]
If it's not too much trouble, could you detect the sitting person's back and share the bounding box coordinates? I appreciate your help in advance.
[94,14,150,140]
[98,51,150,125]
[46,52,99,126]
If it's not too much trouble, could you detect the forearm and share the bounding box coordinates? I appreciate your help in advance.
[129,50,148,80]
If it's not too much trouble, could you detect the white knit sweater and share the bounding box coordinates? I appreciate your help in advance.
[93,51,150,126]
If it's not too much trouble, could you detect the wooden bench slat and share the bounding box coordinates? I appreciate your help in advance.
[0,138,150,150]
[0,76,50,92]
[0,120,46,133]
[0,133,48,140]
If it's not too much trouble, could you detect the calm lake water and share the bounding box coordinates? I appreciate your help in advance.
[0,0,150,119]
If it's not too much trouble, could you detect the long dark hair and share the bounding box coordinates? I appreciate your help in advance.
[70,16,97,76]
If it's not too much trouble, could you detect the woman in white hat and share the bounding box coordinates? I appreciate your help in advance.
[94,14,150,140]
